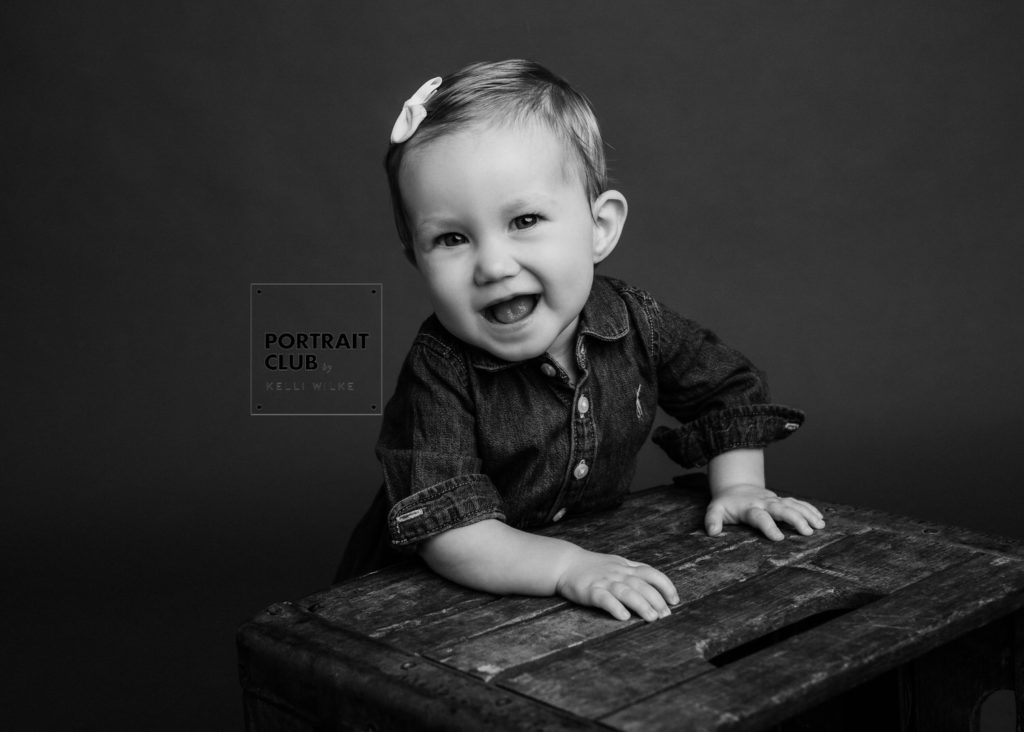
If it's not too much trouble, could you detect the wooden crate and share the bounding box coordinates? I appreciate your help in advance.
[238,481,1024,731]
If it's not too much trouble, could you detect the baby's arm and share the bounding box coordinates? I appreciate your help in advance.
[706,448,825,540]
[420,519,678,622]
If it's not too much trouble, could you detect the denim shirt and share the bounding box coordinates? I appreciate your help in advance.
[377,275,804,548]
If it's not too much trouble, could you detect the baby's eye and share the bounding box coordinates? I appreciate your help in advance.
[512,214,540,231]
[435,232,468,248]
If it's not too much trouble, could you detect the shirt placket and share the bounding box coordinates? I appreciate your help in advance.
[542,354,596,525]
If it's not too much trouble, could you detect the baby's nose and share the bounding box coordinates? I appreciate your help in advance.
[473,238,520,284]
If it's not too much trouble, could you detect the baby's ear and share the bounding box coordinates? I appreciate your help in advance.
[591,190,628,264]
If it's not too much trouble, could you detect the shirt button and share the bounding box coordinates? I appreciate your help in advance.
[552,508,567,522]
[577,396,590,416]
[540,363,557,377]
[573,460,589,480]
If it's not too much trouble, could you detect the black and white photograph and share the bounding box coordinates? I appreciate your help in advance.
[5,1,1023,729]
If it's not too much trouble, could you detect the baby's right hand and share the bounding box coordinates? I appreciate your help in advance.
[554,549,679,622]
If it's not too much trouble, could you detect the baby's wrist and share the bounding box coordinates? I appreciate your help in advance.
[707,448,766,496]
[550,541,588,594]
[709,481,771,499]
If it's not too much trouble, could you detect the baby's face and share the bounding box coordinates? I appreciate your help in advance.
[399,122,606,366]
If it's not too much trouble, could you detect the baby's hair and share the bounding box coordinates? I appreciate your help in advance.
[385,59,608,260]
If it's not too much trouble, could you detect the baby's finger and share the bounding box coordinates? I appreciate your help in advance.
[633,564,680,606]
[767,501,814,535]
[782,497,824,521]
[794,500,826,527]
[746,505,785,541]
[625,575,672,618]
[610,581,662,623]
[777,498,826,530]
[591,586,632,622]
[705,503,726,536]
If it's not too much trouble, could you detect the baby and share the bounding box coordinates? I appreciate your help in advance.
[339,59,824,623]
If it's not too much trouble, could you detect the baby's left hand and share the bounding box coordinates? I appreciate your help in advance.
[705,484,825,541]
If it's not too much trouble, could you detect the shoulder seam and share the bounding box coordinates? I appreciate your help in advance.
[610,279,661,361]
[410,329,472,393]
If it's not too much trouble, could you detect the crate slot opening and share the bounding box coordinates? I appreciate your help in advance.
[708,608,853,667]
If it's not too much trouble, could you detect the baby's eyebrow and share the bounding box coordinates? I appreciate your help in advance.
[413,216,460,235]
[501,195,557,214]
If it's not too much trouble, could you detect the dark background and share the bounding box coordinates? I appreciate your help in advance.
[5,1,1022,729]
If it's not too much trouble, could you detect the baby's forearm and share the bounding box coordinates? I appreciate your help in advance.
[420,518,680,621]
[419,519,583,596]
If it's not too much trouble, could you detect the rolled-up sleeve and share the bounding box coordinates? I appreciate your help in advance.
[652,403,805,468]
[376,330,505,547]
[650,300,804,468]
[387,472,504,545]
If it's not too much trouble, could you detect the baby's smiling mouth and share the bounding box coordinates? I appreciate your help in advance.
[484,294,539,325]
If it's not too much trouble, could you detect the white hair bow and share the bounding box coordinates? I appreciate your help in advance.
[390,76,442,144]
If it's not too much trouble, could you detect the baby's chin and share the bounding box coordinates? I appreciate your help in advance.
[467,336,547,363]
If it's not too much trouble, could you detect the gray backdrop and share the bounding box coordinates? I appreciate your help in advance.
[6,1,1022,728]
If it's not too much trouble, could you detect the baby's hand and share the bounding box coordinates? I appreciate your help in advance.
[706,484,825,541]
[554,549,678,622]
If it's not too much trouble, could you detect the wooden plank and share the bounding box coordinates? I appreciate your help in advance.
[297,561,494,636]
[811,499,1024,559]
[427,602,628,682]
[427,528,850,680]
[498,567,873,718]
[791,528,977,593]
[600,553,1024,732]
[237,601,599,732]
[665,525,854,600]
[374,593,565,648]
[533,485,707,555]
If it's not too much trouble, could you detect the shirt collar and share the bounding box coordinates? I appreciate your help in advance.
[578,275,630,341]
[469,275,630,372]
